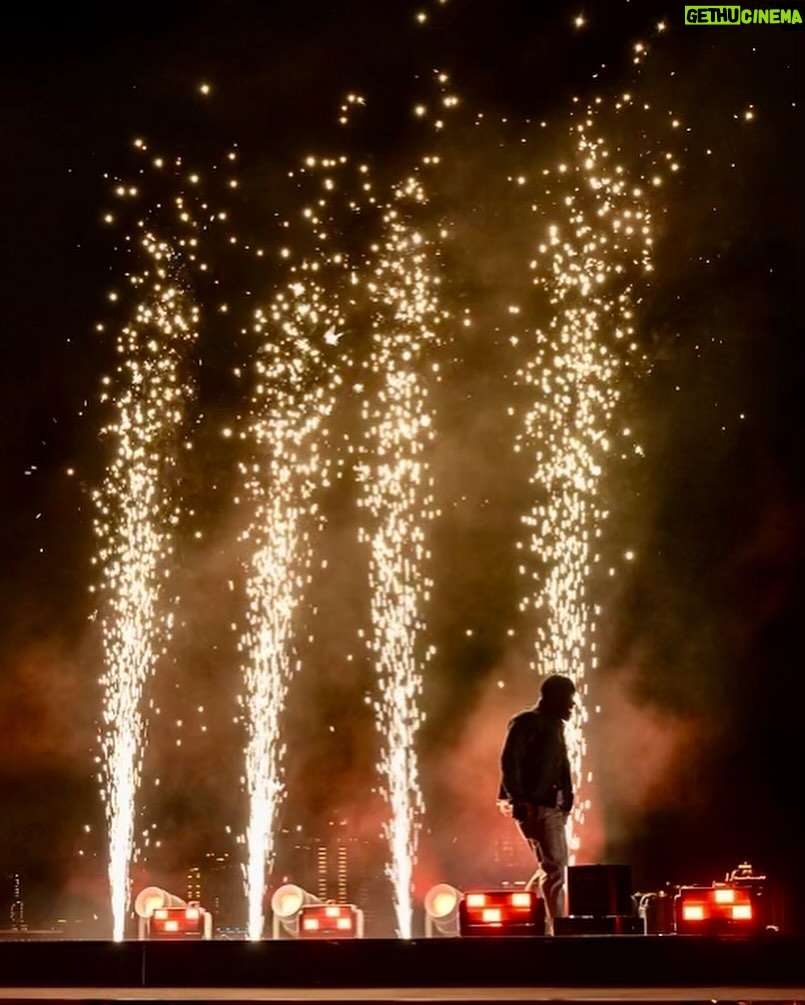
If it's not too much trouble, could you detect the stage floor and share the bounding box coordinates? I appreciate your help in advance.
[1,934,803,1003]
[0,988,803,1003]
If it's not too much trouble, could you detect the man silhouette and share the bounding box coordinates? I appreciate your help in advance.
[498,674,576,934]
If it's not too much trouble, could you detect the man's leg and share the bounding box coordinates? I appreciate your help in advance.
[516,805,552,933]
[523,856,545,894]
[534,807,568,934]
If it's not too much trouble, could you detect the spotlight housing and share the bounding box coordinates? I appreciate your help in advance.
[423,883,462,937]
[270,884,323,939]
[134,887,212,940]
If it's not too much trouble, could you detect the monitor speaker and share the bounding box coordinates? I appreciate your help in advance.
[567,864,632,917]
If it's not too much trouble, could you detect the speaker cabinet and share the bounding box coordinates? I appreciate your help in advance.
[567,864,632,917]
[554,913,645,935]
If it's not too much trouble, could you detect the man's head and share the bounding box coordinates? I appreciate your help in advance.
[539,674,576,720]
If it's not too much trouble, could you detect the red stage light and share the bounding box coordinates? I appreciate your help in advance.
[675,884,755,933]
[133,886,213,940]
[459,889,543,936]
[147,903,212,940]
[297,903,363,939]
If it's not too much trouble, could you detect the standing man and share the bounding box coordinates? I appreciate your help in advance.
[498,674,576,934]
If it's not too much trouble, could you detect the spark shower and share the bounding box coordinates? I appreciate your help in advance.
[92,34,673,940]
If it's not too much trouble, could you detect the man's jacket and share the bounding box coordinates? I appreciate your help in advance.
[499,706,573,812]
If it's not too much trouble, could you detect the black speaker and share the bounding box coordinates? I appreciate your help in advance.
[554,914,645,935]
[567,864,632,917]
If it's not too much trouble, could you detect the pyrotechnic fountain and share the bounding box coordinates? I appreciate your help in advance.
[515,103,663,855]
[93,231,198,941]
[238,281,347,941]
[93,140,247,938]
[357,176,446,938]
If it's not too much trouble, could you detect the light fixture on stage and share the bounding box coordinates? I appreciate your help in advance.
[270,883,322,939]
[674,861,780,934]
[423,883,462,937]
[458,888,543,936]
[675,883,755,933]
[298,903,365,938]
[726,861,780,931]
[134,886,213,940]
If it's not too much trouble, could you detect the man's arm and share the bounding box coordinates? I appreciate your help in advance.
[500,714,531,804]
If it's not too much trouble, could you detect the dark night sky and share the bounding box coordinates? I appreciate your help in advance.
[0,0,802,935]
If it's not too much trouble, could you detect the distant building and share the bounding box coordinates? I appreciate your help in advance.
[10,872,25,931]
[186,865,202,903]
[274,825,395,937]
[277,827,358,905]
[185,853,242,931]
[492,836,529,885]
[337,844,348,904]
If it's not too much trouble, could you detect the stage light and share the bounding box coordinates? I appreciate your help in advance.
[675,884,755,933]
[726,861,781,931]
[270,884,322,939]
[673,861,782,934]
[148,904,213,940]
[134,887,212,940]
[458,888,543,937]
[423,883,462,937]
[134,886,186,918]
[135,886,186,940]
[297,903,364,939]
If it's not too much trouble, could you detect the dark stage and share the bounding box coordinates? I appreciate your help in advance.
[1,934,804,1003]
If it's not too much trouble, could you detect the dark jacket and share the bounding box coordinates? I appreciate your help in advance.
[499,706,573,812]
